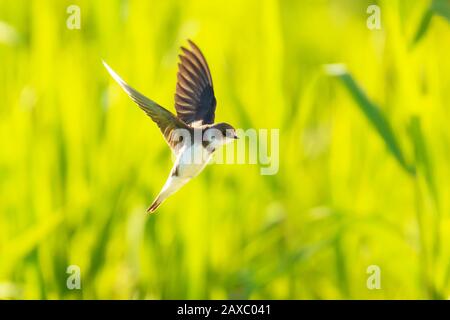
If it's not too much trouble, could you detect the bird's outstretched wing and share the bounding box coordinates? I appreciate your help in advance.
[103,61,190,152]
[175,40,216,126]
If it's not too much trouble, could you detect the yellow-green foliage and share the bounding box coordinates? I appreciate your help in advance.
[0,0,449,299]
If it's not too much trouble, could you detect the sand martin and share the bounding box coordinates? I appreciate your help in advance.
[103,40,238,213]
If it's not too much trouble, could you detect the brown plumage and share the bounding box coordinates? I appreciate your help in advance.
[175,40,216,126]
[102,61,190,153]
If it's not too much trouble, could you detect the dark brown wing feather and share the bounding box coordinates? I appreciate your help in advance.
[103,62,189,152]
[175,40,216,126]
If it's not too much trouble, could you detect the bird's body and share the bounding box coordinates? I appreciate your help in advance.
[103,40,237,213]
[149,140,211,211]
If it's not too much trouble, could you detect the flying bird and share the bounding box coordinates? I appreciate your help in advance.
[103,40,238,213]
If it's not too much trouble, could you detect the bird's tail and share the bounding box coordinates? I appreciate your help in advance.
[147,195,164,213]
[147,175,189,213]
[147,190,171,213]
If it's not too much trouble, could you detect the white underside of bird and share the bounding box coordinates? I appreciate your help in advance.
[148,142,213,212]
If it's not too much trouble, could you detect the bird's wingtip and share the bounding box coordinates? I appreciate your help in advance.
[102,60,112,73]
[187,39,197,48]
[101,60,124,87]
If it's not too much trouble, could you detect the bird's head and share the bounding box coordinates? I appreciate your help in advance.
[204,122,238,146]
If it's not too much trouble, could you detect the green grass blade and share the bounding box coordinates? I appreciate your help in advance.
[432,0,450,22]
[408,116,441,272]
[407,116,437,201]
[411,9,434,47]
[325,65,414,175]
[411,0,450,47]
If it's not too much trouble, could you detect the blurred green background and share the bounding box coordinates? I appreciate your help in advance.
[1,0,450,299]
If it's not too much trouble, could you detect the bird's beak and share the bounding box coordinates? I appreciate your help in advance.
[233,135,239,139]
